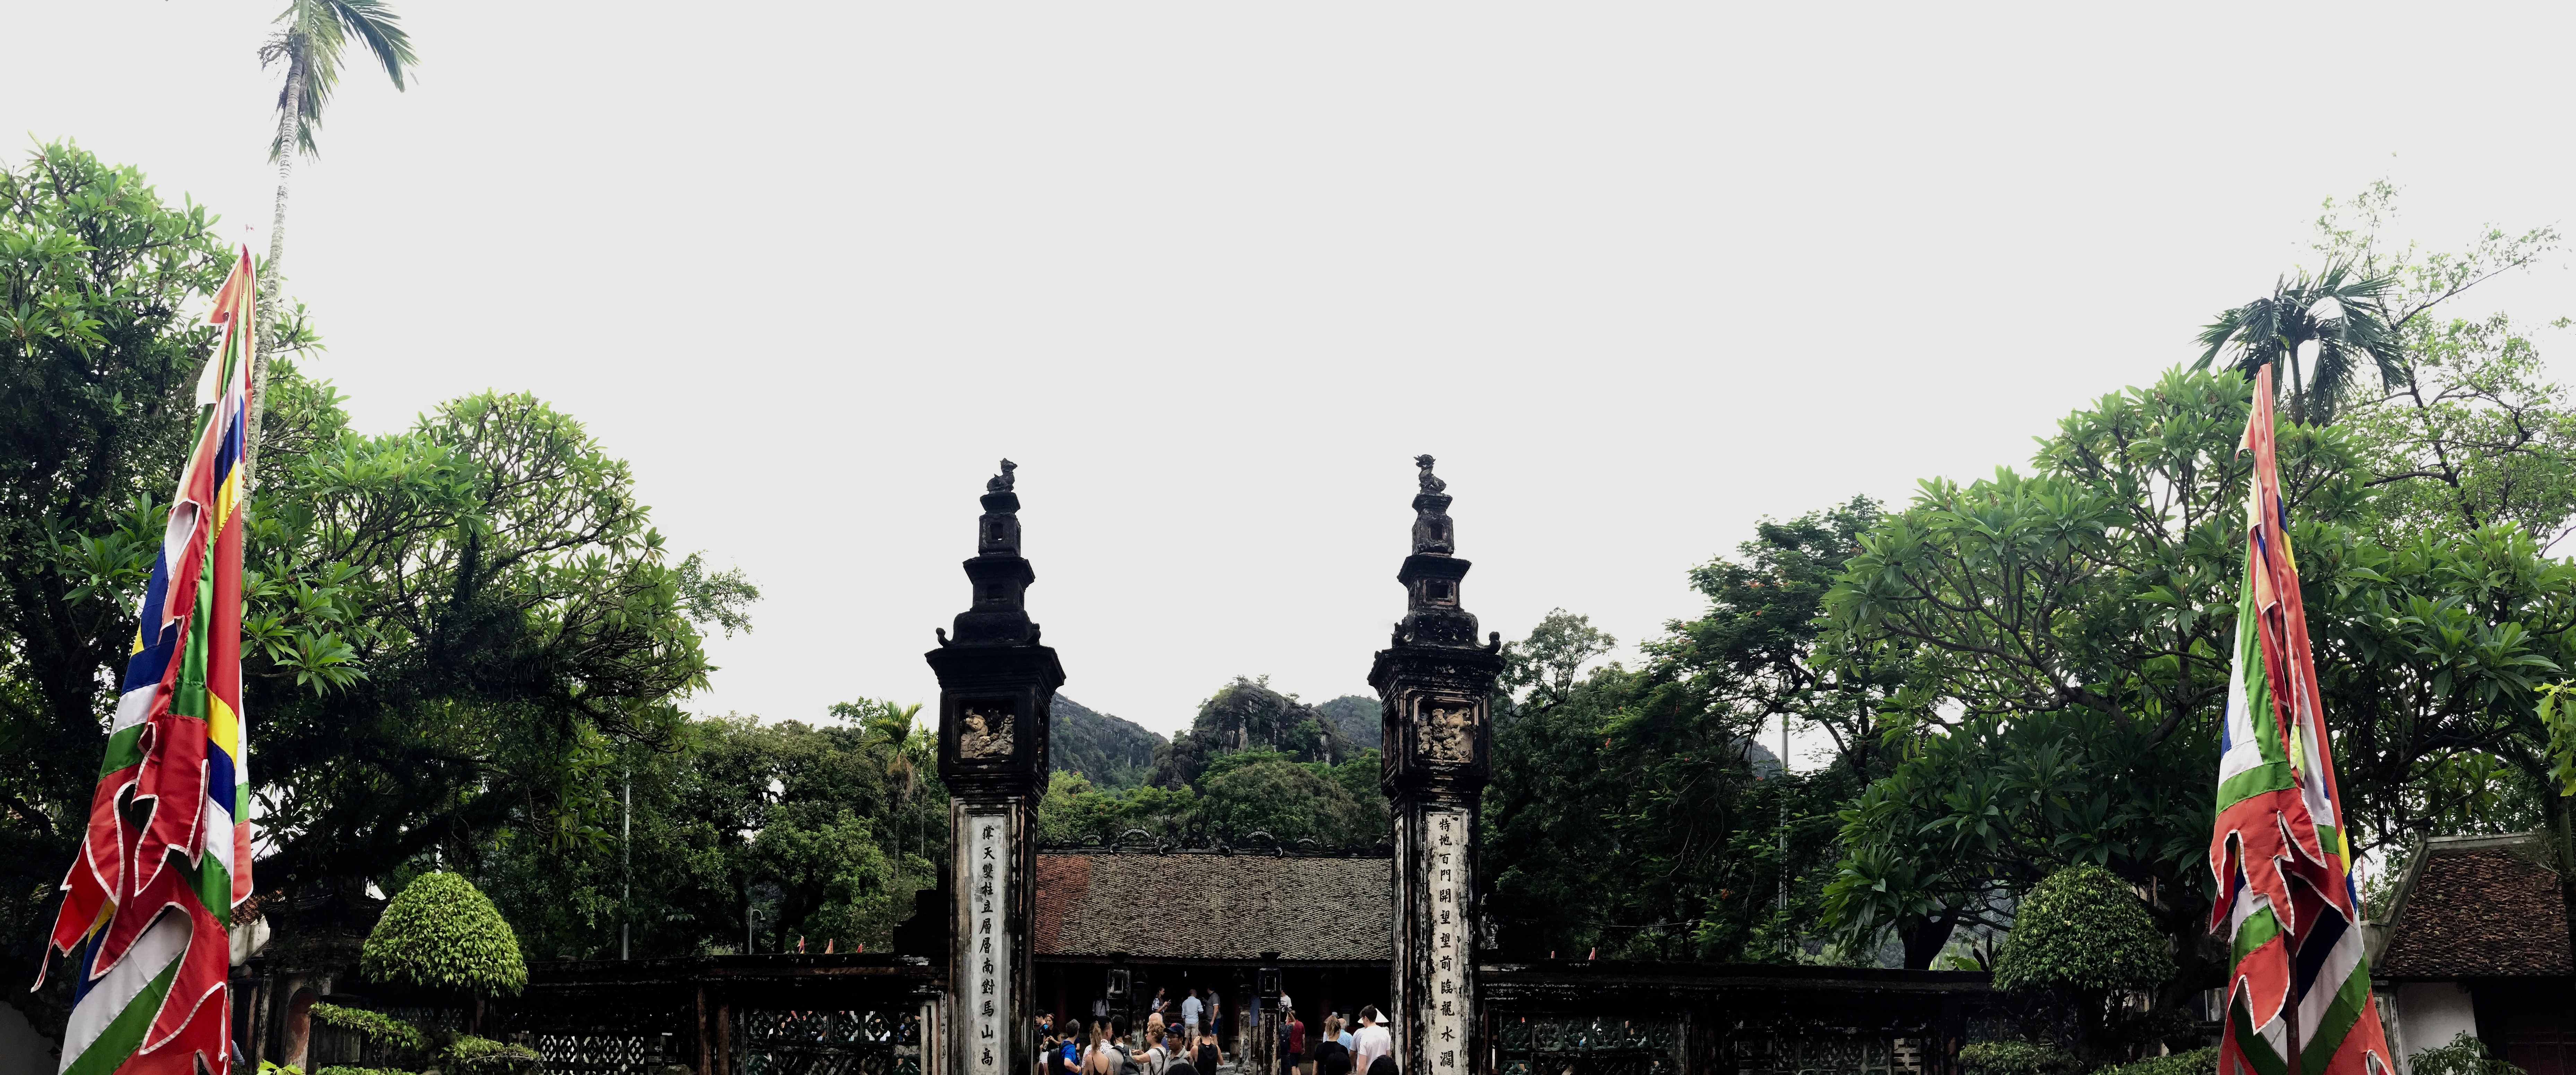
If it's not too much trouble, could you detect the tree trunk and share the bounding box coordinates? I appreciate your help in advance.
[2287,349,2307,426]
[1899,907,1960,970]
[248,61,302,484]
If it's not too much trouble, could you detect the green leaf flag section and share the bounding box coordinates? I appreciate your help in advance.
[59,912,187,1075]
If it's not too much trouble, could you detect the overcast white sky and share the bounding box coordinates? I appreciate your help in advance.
[10,3,2575,757]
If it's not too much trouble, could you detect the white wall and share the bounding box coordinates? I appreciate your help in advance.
[0,1003,59,1075]
[2392,982,2481,1068]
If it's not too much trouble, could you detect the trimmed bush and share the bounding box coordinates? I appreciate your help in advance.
[1991,863,2177,1064]
[360,871,528,996]
[444,1034,541,1071]
[309,1003,424,1050]
[1960,1041,2078,1075]
[1993,864,2173,994]
[2093,1047,2216,1075]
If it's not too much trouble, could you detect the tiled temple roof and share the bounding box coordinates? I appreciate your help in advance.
[1034,853,1393,963]
[2376,832,2570,979]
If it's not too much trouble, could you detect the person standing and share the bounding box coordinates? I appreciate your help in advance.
[1282,1007,1307,1075]
[1062,1023,1088,1075]
[1312,1017,1351,1075]
[1194,1024,1226,1075]
[1142,1025,1170,1075]
[1086,1022,1122,1075]
[1350,1008,1391,1075]
[1180,988,1204,1040]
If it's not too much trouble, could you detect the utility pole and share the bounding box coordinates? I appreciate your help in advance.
[622,768,632,961]
[1778,712,1790,954]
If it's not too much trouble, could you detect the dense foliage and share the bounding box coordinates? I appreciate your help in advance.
[1147,676,1366,787]
[2090,1047,2215,1075]
[1480,498,1894,962]
[360,872,528,996]
[1989,864,2175,1061]
[478,707,942,959]
[1039,678,1385,846]
[1050,695,1163,790]
[0,144,764,1033]
[1316,695,1380,749]
[2410,1033,2522,1075]
[1959,1041,2079,1075]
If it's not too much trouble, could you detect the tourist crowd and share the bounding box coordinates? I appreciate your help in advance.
[1037,990,1398,1075]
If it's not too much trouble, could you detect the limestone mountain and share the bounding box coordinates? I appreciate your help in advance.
[1315,694,1380,749]
[1146,677,1362,788]
[1048,695,1164,791]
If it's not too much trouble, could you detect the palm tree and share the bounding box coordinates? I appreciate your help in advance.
[2193,260,2405,426]
[861,702,927,863]
[251,0,415,448]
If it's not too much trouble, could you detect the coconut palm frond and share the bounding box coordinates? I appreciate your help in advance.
[265,0,418,161]
[2191,260,2404,425]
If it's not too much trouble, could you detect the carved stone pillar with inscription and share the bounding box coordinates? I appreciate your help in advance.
[1368,456,1505,1075]
[928,460,1065,1075]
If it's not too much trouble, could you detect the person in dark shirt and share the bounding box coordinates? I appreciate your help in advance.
[1311,1015,1352,1075]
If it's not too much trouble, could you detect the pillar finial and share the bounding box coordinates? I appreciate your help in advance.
[939,459,1039,648]
[1390,455,1493,652]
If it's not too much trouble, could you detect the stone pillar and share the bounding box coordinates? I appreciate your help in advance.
[928,460,1064,1075]
[1368,456,1504,1075]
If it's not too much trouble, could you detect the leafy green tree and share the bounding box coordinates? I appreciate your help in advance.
[2195,261,2404,427]
[360,871,528,996]
[1482,500,1891,964]
[2305,184,2575,546]
[480,713,942,959]
[1196,756,1377,846]
[1149,677,1360,787]
[225,389,758,892]
[1049,696,1163,790]
[1823,366,2576,992]
[1990,864,2176,1064]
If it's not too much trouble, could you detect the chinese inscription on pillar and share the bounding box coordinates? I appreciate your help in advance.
[1419,806,1472,1072]
[966,811,1012,1075]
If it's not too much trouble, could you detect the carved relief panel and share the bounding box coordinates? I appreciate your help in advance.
[958,698,1017,759]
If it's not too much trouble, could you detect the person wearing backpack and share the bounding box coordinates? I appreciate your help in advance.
[1281,1006,1307,1075]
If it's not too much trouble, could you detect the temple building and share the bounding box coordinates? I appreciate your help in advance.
[230,456,1993,1075]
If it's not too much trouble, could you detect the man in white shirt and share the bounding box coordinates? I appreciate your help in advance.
[1351,1007,1392,1074]
[1181,990,1204,1037]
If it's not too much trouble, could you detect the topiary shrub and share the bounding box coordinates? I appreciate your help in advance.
[1991,863,2176,1065]
[1959,1040,2078,1075]
[443,1034,540,1073]
[310,1003,425,1051]
[360,872,528,996]
[2092,1046,2216,1075]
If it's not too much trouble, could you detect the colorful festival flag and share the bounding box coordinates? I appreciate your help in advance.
[2208,364,2390,1075]
[41,249,259,1075]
